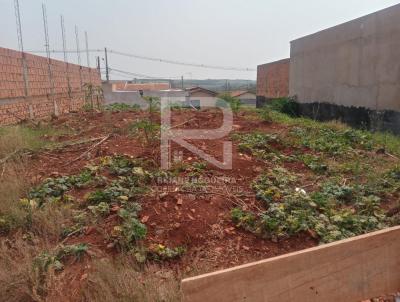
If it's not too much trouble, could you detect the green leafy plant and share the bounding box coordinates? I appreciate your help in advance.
[298,154,328,174]
[269,97,299,117]
[259,105,273,122]
[83,83,103,110]
[148,244,186,261]
[231,208,256,232]
[143,96,160,116]
[187,161,207,177]
[252,167,297,203]
[28,176,74,207]
[111,207,147,250]
[290,126,373,155]
[129,120,160,145]
[243,172,390,243]
[104,103,140,112]
[235,132,281,161]
[88,202,110,217]
[320,182,355,204]
[27,169,103,207]
[217,93,241,114]
[100,156,151,179]
[34,243,88,273]
[86,180,134,205]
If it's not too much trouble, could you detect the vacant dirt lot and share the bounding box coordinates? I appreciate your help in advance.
[1,106,399,301]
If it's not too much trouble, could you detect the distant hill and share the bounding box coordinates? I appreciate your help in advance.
[128,78,256,93]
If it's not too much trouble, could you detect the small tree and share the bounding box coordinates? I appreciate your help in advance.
[217,93,241,115]
[142,96,160,123]
[259,105,273,123]
[83,83,103,110]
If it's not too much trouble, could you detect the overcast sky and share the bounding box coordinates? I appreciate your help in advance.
[1,0,400,80]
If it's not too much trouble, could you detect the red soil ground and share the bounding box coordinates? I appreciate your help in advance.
[20,109,397,301]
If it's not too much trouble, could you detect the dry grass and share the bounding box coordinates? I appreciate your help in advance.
[0,163,30,234]
[0,236,57,302]
[30,204,74,241]
[81,256,181,302]
[0,125,58,158]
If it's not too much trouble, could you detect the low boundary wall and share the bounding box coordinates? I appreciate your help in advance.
[0,47,102,125]
[182,227,400,302]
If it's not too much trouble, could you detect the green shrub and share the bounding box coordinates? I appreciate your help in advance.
[269,97,299,117]
[217,93,241,114]
[259,106,273,122]
[129,120,160,145]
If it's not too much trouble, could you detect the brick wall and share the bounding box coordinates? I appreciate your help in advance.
[257,58,290,99]
[0,47,102,125]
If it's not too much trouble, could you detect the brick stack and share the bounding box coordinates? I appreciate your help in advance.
[0,47,102,125]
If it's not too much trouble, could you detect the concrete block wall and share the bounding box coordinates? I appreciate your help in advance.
[289,3,400,133]
[0,47,102,125]
[256,58,290,103]
[290,4,400,112]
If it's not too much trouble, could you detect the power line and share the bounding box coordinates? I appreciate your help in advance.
[26,49,103,54]
[25,48,256,72]
[109,67,181,80]
[108,49,255,71]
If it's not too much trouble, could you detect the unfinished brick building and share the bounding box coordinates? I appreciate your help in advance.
[256,58,290,107]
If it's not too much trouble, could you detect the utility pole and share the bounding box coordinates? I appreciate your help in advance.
[96,56,100,71]
[181,75,184,90]
[104,47,110,82]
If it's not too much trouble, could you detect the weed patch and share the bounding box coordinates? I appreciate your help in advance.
[234,132,282,161]
[104,103,141,112]
[234,165,399,243]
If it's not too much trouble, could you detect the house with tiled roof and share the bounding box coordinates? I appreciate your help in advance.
[112,82,171,92]
[229,90,256,106]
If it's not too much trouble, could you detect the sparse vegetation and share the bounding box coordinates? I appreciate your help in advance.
[104,103,141,112]
[1,105,400,301]
[81,257,181,302]
[268,97,300,117]
[130,120,160,145]
[217,93,241,114]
